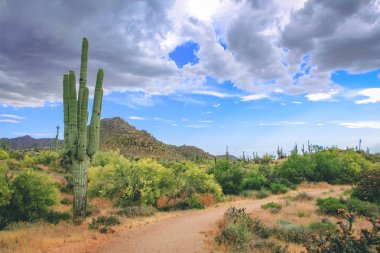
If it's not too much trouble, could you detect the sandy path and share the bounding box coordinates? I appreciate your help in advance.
[90,185,348,253]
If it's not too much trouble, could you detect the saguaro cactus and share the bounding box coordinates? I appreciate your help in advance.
[63,38,104,217]
[55,125,59,152]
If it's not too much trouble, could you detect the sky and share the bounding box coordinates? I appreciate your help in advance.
[1,0,380,156]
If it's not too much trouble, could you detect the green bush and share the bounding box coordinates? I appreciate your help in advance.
[278,154,317,184]
[242,169,268,190]
[261,202,282,210]
[254,189,270,199]
[316,197,347,215]
[116,205,156,218]
[0,169,59,229]
[269,183,288,194]
[273,220,311,244]
[215,207,270,251]
[308,219,336,234]
[0,150,9,160]
[347,197,380,218]
[352,169,380,203]
[208,160,244,195]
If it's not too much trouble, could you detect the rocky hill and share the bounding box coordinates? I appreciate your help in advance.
[99,117,214,161]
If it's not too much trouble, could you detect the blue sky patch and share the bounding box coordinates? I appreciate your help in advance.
[169,41,200,68]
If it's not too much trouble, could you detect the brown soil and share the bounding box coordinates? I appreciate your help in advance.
[50,184,349,253]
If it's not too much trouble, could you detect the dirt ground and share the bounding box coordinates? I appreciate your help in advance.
[45,183,350,253]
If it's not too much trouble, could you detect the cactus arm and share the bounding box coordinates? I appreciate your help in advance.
[77,38,88,125]
[63,74,70,149]
[77,87,89,161]
[68,70,78,157]
[87,69,103,158]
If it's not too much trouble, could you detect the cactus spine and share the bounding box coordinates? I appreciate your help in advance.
[63,38,104,217]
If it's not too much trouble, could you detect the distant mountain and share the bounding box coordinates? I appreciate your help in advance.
[2,117,215,161]
[0,135,62,150]
[99,117,214,161]
[215,154,239,162]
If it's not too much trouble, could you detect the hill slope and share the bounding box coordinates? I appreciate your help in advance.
[99,117,214,160]
[0,135,62,149]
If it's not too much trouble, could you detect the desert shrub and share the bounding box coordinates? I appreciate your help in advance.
[254,189,270,199]
[88,215,120,232]
[59,174,73,193]
[308,219,336,234]
[173,197,204,210]
[305,211,380,253]
[0,150,9,160]
[292,191,314,201]
[33,151,59,166]
[60,198,72,205]
[269,183,288,194]
[44,211,71,224]
[215,207,270,251]
[347,197,380,218]
[262,202,282,210]
[242,169,268,190]
[89,158,176,207]
[208,160,244,195]
[273,220,311,244]
[116,205,156,218]
[338,149,370,184]
[352,169,380,203]
[0,169,59,229]
[316,197,347,215]
[278,154,317,184]
[181,167,223,200]
[312,150,343,183]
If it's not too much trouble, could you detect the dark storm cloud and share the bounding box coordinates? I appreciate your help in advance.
[0,0,177,106]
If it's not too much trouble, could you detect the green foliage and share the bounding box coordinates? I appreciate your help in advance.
[273,220,311,244]
[215,207,270,251]
[254,189,271,199]
[0,150,9,160]
[305,211,380,253]
[116,205,156,218]
[316,197,348,215]
[261,202,282,210]
[181,166,223,200]
[269,183,288,194]
[278,154,316,184]
[346,197,380,218]
[0,165,12,208]
[88,215,120,232]
[208,160,244,194]
[352,169,380,203]
[0,169,59,229]
[172,197,204,210]
[308,220,336,234]
[89,154,222,209]
[242,169,268,190]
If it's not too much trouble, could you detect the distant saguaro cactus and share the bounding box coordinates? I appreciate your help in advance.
[55,126,59,152]
[63,38,104,217]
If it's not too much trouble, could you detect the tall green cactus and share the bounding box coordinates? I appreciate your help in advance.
[55,125,59,152]
[63,38,104,217]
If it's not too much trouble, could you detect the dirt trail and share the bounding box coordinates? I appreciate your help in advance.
[86,185,348,253]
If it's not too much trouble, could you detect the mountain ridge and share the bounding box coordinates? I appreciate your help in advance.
[1,117,215,161]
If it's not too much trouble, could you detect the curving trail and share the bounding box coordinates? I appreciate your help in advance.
[90,185,348,253]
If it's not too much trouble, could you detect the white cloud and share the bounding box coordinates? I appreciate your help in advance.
[128,116,145,120]
[340,121,380,129]
[0,114,24,119]
[355,88,380,104]
[0,119,20,123]
[213,103,220,108]
[198,120,212,123]
[306,90,338,101]
[240,94,268,102]
[291,101,302,104]
[192,90,235,98]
